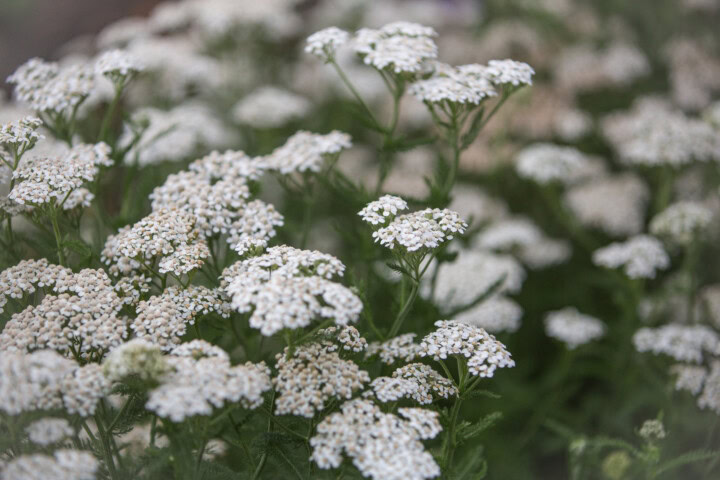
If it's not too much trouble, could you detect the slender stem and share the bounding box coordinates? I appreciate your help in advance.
[441,397,463,471]
[387,277,419,338]
[330,60,385,133]
[99,84,124,142]
[49,207,66,266]
[252,392,276,480]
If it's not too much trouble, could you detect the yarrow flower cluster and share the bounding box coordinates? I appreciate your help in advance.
[305,27,351,61]
[0,350,109,416]
[515,143,603,186]
[409,62,497,105]
[633,324,720,363]
[146,340,271,422]
[455,296,523,333]
[7,58,94,114]
[544,307,606,349]
[94,49,144,85]
[273,342,370,417]
[25,418,75,446]
[310,399,441,480]
[361,196,467,252]
[8,143,111,208]
[353,22,438,74]
[0,116,43,154]
[233,86,311,128]
[224,246,362,336]
[102,209,208,276]
[263,130,351,174]
[1,449,99,480]
[366,333,421,365]
[0,268,128,356]
[593,235,670,279]
[419,320,515,377]
[367,363,457,404]
[650,201,713,245]
[102,338,168,382]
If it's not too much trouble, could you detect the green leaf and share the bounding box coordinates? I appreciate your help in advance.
[651,450,718,478]
[460,107,486,150]
[462,389,501,400]
[458,412,503,441]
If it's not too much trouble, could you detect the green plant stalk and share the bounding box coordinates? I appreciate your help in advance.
[330,60,385,134]
[252,392,276,480]
[387,277,419,338]
[99,83,124,143]
[49,207,66,266]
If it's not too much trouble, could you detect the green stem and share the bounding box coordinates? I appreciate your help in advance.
[252,392,276,480]
[442,397,463,472]
[387,278,419,338]
[330,61,385,134]
[49,207,66,266]
[99,84,124,143]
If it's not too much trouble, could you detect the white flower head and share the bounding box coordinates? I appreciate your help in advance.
[544,307,605,349]
[306,27,350,61]
[593,235,670,279]
[359,195,409,225]
[650,201,713,245]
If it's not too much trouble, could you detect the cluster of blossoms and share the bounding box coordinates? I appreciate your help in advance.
[419,320,515,377]
[25,418,75,446]
[143,340,271,422]
[360,195,467,252]
[223,246,362,336]
[102,209,208,277]
[564,173,649,237]
[353,22,438,74]
[263,130,351,175]
[150,150,283,254]
[0,267,127,356]
[601,99,720,167]
[0,116,44,157]
[0,349,109,416]
[2,449,98,480]
[367,363,458,404]
[8,142,110,208]
[515,143,604,186]
[593,235,670,279]
[366,333,421,365]
[131,286,229,351]
[474,217,571,269]
[455,296,523,334]
[649,201,713,245]
[273,341,370,418]
[544,307,606,349]
[233,86,311,128]
[310,399,442,480]
[634,324,720,363]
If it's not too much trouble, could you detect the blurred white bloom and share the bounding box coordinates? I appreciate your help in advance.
[310,399,441,480]
[354,22,438,74]
[120,104,232,166]
[273,342,369,418]
[474,217,571,269]
[0,258,70,313]
[264,130,352,174]
[448,185,508,226]
[698,361,720,414]
[555,43,650,92]
[7,58,95,114]
[233,86,311,128]
[665,38,720,111]
[2,450,98,480]
[358,194,408,225]
[366,333,421,365]
[638,419,666,441]
[602,99,720,167]
[634,324,720,363]
[545,307,605,349]
[593,235,670,279]
[94,49,144,83]
[25,418,74,446]
[427,250,525,311]
[419,320,515,377]
[516,143,604,186]
[650,201,713,245]
[455,296,523,333]
[565,173,649,237]
[671,364,707,395]
[146,341,271,422]
[103,339,168,382]
[306,27,350,61]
